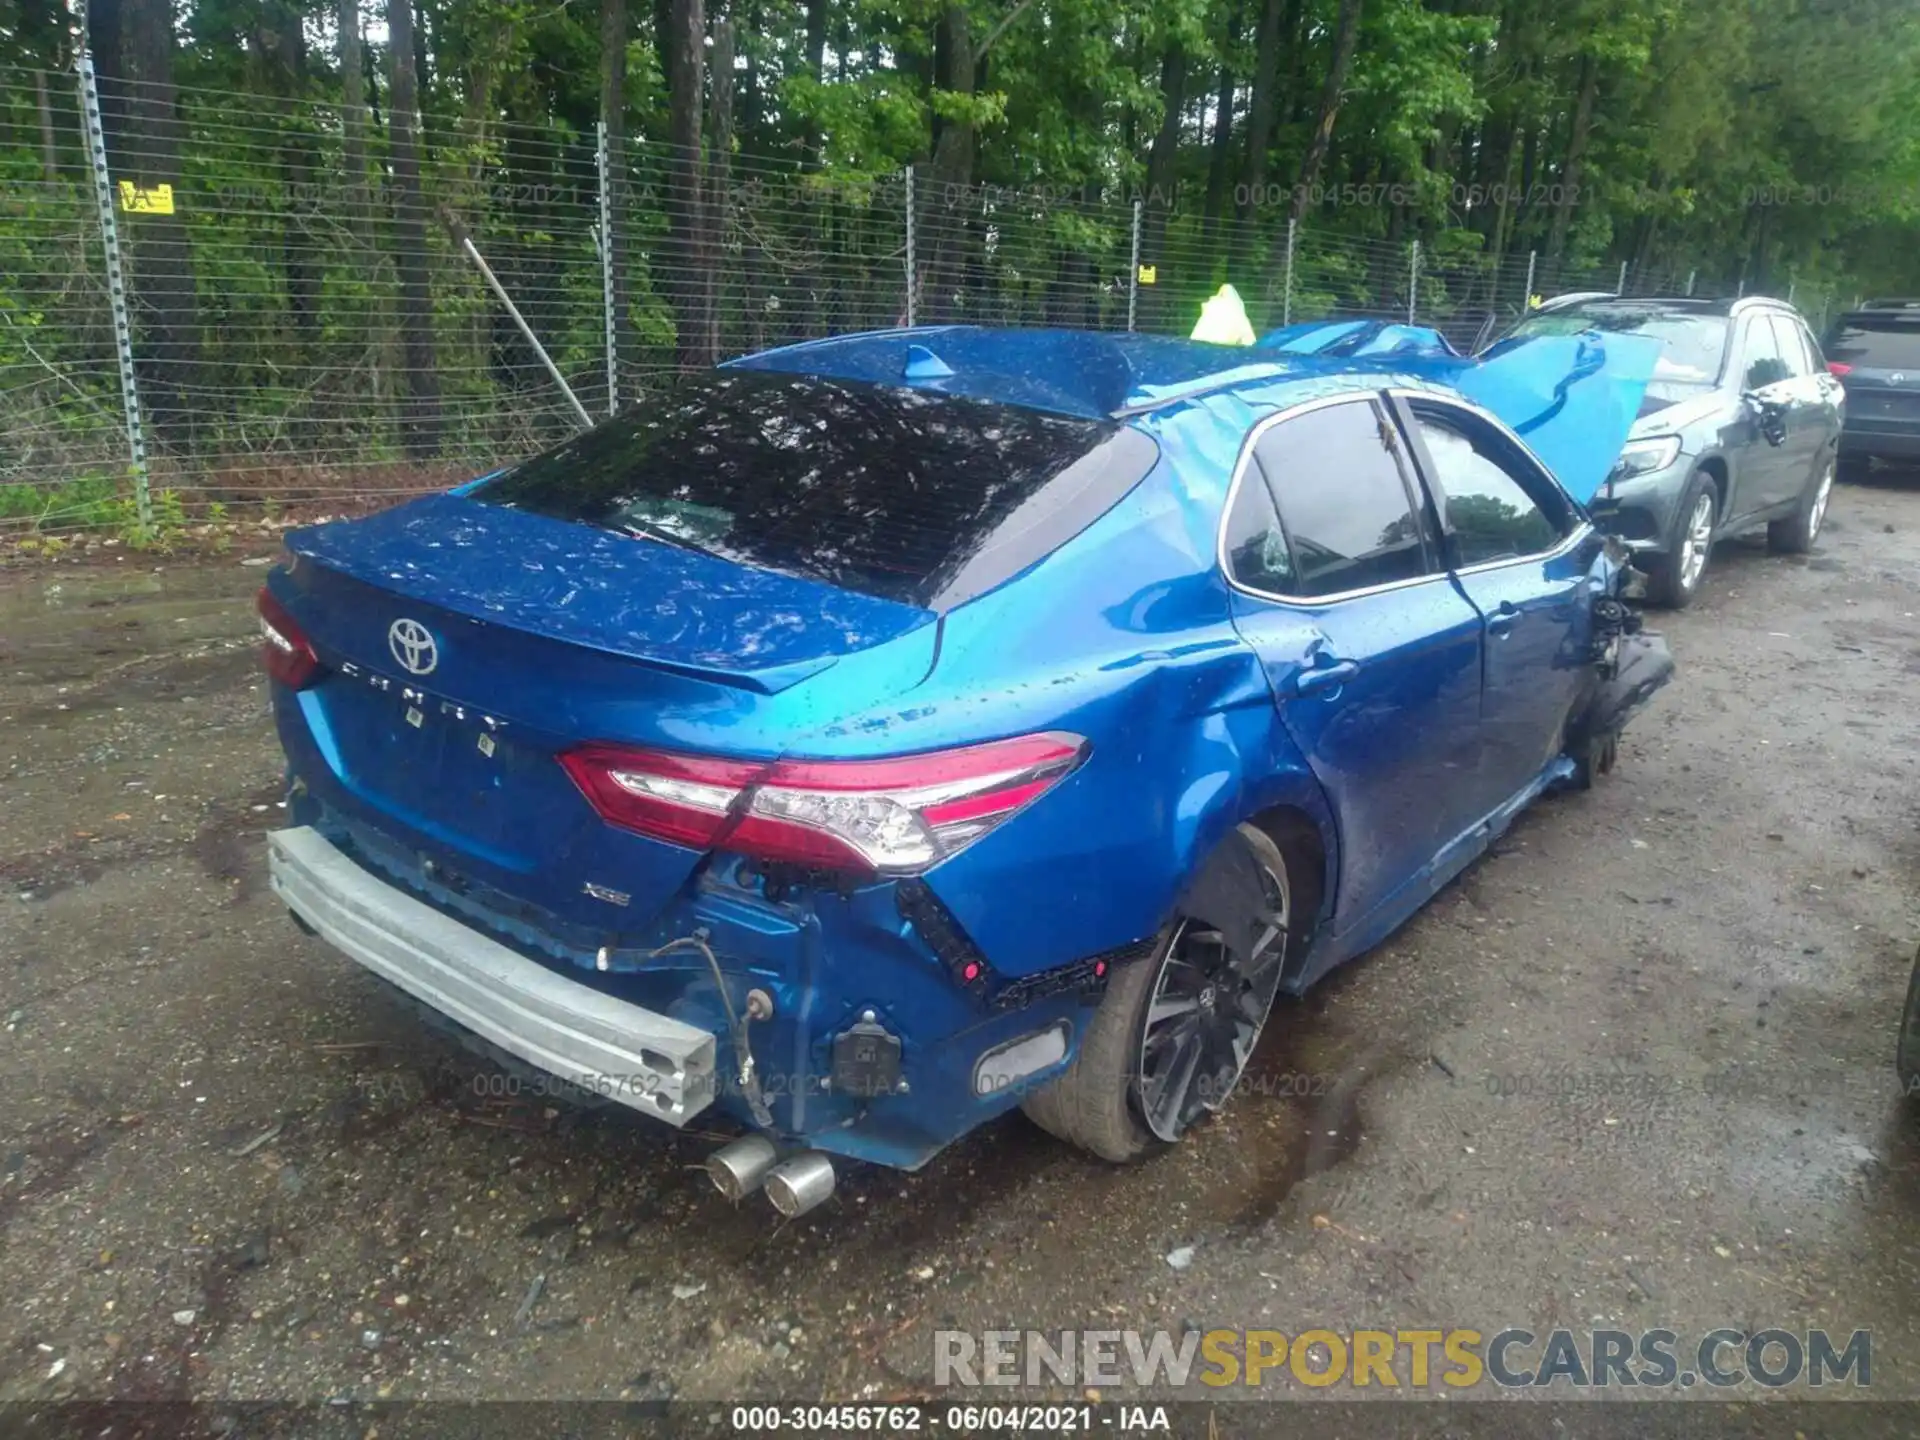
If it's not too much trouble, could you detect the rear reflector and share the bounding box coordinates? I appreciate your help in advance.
[257,587,321,690]
[973,1022,1072,1096]
[560,732,1088,876]
[1828,362,1853,377]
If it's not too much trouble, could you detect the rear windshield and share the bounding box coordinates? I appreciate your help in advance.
[472,371,1152,610]
[1825,319,1920,369]
[1510,307,1729,384]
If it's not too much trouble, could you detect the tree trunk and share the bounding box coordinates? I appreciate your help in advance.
[1236,0,1282,231]
[1281,0,1305,124]
[600,0,629,398]
[1544,53,1596,263]
[34,69,58,181]
[1141,43,1186,332]
[1201,38,1236,247]
[804,0,827,165]
[257,0,321,360]
[705,16,736,362]
[112,0,204,453]
[923,2,976,322]
[665,0,707,366]
[386,0,442,458]
[1289,0,1363,223]
[339,0,371,242]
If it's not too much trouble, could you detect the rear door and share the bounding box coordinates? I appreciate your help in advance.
[1394,394,1596,817]
[1765,312,1838,494]
[1222,395,1486,933]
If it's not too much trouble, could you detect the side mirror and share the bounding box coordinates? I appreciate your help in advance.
[1743,390,1788,448]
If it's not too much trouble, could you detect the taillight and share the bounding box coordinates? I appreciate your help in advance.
[256,587,321,689]
[559,732,1088,876]
[1828,361,1853,377]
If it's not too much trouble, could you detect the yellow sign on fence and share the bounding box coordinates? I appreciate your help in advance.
[1137,264,1158,285]
[117,181,175,215]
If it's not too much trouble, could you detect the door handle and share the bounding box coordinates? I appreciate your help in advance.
[1294,659,1358,696]
[1487,602,1519,638]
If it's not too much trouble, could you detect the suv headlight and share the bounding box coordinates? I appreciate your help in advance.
[1608,435,1683,485]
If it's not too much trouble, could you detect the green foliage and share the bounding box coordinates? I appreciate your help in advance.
[6,0,1920,530]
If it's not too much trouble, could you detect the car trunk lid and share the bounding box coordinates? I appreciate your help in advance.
[277,495,935,926]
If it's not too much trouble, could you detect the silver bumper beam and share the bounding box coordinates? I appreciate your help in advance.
[267,826,716,1124]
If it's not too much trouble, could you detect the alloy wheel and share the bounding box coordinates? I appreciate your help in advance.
[1135,857,1290,1143]
[1678,491,1715,592]
[1809,462,1834,541]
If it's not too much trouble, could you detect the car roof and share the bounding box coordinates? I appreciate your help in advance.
[1533,293,1800,321]
[725,324,1456,421]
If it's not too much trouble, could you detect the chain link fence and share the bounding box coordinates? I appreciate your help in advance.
[0,61,1852,538]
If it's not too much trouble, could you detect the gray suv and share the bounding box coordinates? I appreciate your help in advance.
[1824,301,1920,472]
[1504,296,1844,606]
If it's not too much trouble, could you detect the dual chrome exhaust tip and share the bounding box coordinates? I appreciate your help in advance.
[705,1135,836,1218]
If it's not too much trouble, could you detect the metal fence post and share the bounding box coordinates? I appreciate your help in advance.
[75,50,153,532]
[1282,218,1297,327]
[596,122,617,417]
[1685,268,1696,297]
[1408,238,1420,324]
[1787,277,1797,305]
[902,165,917,327]
[1523,249,1537,310]
[1616,259,1628,296]
[1127,198,1141,332]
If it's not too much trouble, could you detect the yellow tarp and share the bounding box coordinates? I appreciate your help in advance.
[1191,283,1255,346]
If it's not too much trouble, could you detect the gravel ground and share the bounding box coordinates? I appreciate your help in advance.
[2,478,1918,1410]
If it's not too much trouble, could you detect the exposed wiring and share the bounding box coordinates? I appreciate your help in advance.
[641,933,774,1130]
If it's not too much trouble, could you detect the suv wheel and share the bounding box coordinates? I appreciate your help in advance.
[1022,822,1317,1162]
[1646,473,1717,608]
[1768,458,1834,554]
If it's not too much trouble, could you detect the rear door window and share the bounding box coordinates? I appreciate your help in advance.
[1767,315,1812,378]
[1826,320,1920,369]
[1249,399,1436,598]
[473,371,1155,611]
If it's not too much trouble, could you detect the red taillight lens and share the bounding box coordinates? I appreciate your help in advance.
[1827,361,1853,377]
[256,587,321,689]
[559,732,1088,876]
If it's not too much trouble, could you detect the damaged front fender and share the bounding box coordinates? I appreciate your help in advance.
[1566,544,1675,781]
[1581,630,1675,745]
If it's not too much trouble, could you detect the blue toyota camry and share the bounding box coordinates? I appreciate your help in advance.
[260,323,1672,1209]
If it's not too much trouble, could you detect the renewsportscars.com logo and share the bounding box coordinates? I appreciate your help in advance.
[933,1328,1871,1390]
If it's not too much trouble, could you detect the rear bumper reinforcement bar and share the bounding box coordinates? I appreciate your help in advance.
[267,826,717,1125]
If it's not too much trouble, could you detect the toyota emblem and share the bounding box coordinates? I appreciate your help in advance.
[388,618,439,676]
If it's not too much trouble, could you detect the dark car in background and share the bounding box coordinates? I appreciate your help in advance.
[1824,300,1920,474]
[1504,296,1844,606]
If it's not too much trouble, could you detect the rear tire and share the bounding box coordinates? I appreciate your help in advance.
[1645,472,1717,609]
[1022,821,1316,1163]
[1768,457,1834,554]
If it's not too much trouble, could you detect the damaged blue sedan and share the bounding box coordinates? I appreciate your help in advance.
[259,323,1672,1207]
